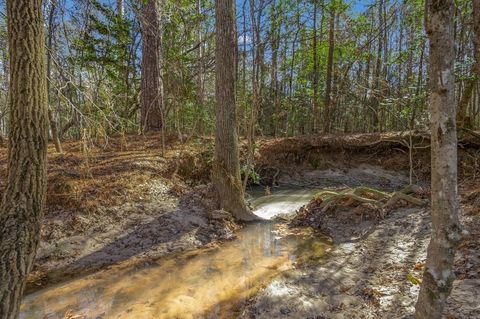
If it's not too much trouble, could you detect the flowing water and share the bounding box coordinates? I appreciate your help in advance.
[20,188,331,319]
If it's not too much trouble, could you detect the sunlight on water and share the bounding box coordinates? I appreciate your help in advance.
[251,188,319,219]
[20,189,330,319]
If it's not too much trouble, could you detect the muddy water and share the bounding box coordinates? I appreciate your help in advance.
[20,189,330,319]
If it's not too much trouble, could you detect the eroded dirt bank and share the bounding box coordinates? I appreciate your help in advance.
[1,131,479,318]
[243,196,479,318]
[255,131,480,186]
[0,134,237,293]
[241,132,480,319]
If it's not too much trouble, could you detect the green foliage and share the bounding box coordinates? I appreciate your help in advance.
[241,164,261,185]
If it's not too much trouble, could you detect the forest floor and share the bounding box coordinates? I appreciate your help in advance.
[1,132,479,318]
[243,183,480,319]
[0,133,237,293]
[241,132,480,319]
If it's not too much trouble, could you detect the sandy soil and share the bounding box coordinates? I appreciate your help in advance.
[242,175,480,319]
[1,132,478,318]
[0,134,238,293]
[30,183,239,293]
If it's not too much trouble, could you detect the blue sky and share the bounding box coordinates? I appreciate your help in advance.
[63,0,373,14]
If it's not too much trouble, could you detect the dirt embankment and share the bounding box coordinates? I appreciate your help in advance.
[1,131,479,305]
[255,131,480,186]
[0,133,232,293]
[243,186,479,318]
[242,132,480,319]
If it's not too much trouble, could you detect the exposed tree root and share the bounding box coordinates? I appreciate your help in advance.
[314,185,427,218]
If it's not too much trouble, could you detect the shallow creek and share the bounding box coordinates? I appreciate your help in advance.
[20,188,331,319]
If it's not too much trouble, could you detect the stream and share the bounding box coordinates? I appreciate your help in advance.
[20,188,331,319]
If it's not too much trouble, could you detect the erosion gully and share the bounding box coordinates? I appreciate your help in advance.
[20,188,331,319]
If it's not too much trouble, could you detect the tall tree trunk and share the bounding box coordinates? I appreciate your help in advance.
[196,0,205,135]
[240,0,247,137]
[0,0,49,318]
[117,0,124,18]
[474,0,480,77]
[457,0,480,129]
[117,0,130,124]
[269,0,280,136]
[213,0,258,221]
[414,0,463,317]
[46,0,62,153]
[140,0,164,133]
[289,1,300,99]
[243,0,264,191]
[372,0,383,132]
[312,0,319,133]
[323,5,335,133]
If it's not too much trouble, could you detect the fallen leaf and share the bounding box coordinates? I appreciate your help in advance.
[407,273,422,285]
[414,263,424,271]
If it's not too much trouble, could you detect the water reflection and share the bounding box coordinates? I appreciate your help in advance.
[21,189,329,319]
[250,188,319,219]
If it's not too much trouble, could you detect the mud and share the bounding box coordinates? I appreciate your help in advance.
[243,181,480,319]
[0,133,477,318]
[29,183,239,293]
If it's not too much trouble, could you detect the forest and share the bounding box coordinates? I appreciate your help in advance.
[0,0,479,318]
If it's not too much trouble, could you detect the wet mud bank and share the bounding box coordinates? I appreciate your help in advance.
[254,132,480,187]
[3,132,478,318]
[20,191,332,319]
[243,178,480,318]
[244,201,480,319]
[28,184,240,294]
[0,135,233,294]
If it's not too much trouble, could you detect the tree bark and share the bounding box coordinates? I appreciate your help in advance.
[196,0,205,135]
[243,0,265,191]
[46,0,62,153]
[312,0,319,133]
[414,0,463,317]
[457,0,480,129]
[117,0,124,19]
[0,0,49,318]
[140,0,164,133]
[213,0,259,221]
[323,5,335,133]
[269,0,280,136]
[372,0,383,132]
[474,0,480,77]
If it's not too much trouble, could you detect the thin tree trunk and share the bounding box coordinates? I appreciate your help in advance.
[474,0,480,78]
[117,0,124,18]
[312,0,319,133]
[372,0,383,132]
[243,0,264,191]
[289,1,300,99]
[213,0,258,221]
[46,0,62,153]
[140,0,164,133]
[414,0,463,317]
[0,0,49,318]
[323,6,335,133]
[196,0,205,135]
[458,0,480,129]
[240,1,247,137]
[269,0,280,136]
